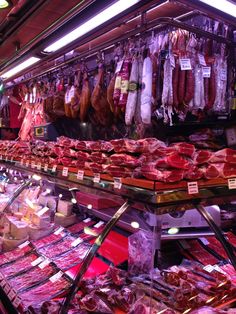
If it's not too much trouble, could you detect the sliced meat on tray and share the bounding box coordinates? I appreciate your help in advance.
[33,232,66,249]
[0,253,39,278]
[0,244,33,266]
[9,263,56,292]
[67,220,95,234]
[38,236,77,259]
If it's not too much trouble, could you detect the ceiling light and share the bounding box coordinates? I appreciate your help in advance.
[131,221,140,229]
[0,0,10,9]
[198,0,236,18]
[44,0,141,53]
[1,57,40,79]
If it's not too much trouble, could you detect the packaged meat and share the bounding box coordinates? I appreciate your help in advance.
[0,243,33,266]
[67,220,95,234]
[33,232,66,249]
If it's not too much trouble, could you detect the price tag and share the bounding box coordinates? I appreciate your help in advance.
[38,206,49,216]
[228,178,236,189]
[62,167,69,177]
[54,226,64,235]
[18,240,30,249]
[8,289,16,301]
[187,181,199,194]
[198,53,206,66]
[49,271,63,283]
[10,157,14,163]
[38,258,50,269]
[213,265,226,274]
[77,170,84,180]
[37,163,42,171]
[169,53,175,68]
[115,60,123,73]
[52,165,57,173]
[31,161,35,169]
[44,164,48,172]
[94,221,104,229]
[179,240,191,250]
[202,66,211,78]
[26,160,29,167]
[199,237,209,245]
[4,283,11,294]
[83,218,91,223]
[114,177,122,189]
[203,265,214,273]
[31,256,44,266]
[71,237,83,247]
[13,296,22,308]
[220,69,227,81]
[179,58,192,70]
[93,173,100,183]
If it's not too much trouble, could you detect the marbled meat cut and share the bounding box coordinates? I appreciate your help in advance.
[87,162,108,173]
[9,264,56,292]
[110,139,140,153]
[53,245,90,270]
[67,220,95,234]
[0,244,32,266]
[166,153,190,170]
[38,236,76,259]
[76,151,91,161]
[106,165,132,178]
[33,233,65,249]
[110,154,141,168]
[90,152,108,164]
[210,148,236,164]
[220,163,236,178]
[18,276,71,311]
[184,166,203,180]
[163,170,185,183]
[171,142,195,157]
[202,236,228,260]
[202,164,220,179]
[0,253,39,278]
[137,138,166,153]
[193,150,213,164]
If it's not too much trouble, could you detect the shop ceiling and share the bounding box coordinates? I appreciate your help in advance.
[0,0,235,83]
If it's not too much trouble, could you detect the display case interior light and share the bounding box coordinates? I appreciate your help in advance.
[131,221,140,229]
[0,0,10,9]
[71,198,77,204]
[43,0,141,53]
[1,57,40,79]
[32,174,41,181]
[87,204,92,209]
[198,0,236,18]
[167,227,179,235]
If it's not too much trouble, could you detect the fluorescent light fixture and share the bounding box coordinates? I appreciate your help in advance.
[0,0,10,9]
[1,57,40,79]
[44,0,140,53]
[198,0,236,18]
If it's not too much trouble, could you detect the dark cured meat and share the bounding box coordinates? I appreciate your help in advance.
[33,233,65,249]
[172,58,179,108]
[118,58,131,107]
[0,244,32,266]
[38,236,77,259]
[184,69,194,104]
[67,220,95,234]
[178,68,186,105]
[206,65,216,110]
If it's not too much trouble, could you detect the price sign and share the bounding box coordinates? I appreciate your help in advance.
[37,163,42,171]
[31,256,44,266]
[71,237,83,247]
[202,66,211,78]
[169,53,175,68]
[83,218,91,223]
[18,240,30,249]
[199,237,209,245]
[220,69,227,81]
[94,221,104,229]
[203,265,214,273]
[26,160,29,167]
[52,165,57,173]
[198,53,206,66]
[8,289,16,301]
[93,173,100,183]
[115,60,123,73]
[13,296,22,308]
[228,178,236,189]
[49,271,63,283]
[187,182,199,194]
[62,167,69,177]
[77,170,84,180]
[180,58,192,70]
[54,226,64,235]
[38,258,50,269]
[114,177,122,189]
[44,164,48,172]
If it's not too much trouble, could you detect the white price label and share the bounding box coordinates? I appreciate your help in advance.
[83,218,91,223]
[114,177,122,189]
[52,165,57,173]
[203,265,214,273]
[4,283,11,294]
[213,265,226,274]
[8,289,16,301]
[13,296,22,308]
[187,181,199,194]
[228,178,236,189]
[31,256,44,266]
[38,206,49,216]
[26,160,30,167]
[202,66,211,78]
[31,161,35,169]
[37,163,42,171]
[94,221,104,229]
[49,271,63,283]
[198,53,206,66]
[179,240,191,250]
[169,53,175,68]
[44,164,48,172]
[77,170,84,180]
[93,173,100,183]
[220,69,227,81]
[62,167,69,177]
[115,60,123,73]
[18,240,30,249]
[71,237,83,247]
[180,58,192,71]
[38,258,50,269]
[199,237,209,245]
[54,226,64,235]
[10,157,14,162]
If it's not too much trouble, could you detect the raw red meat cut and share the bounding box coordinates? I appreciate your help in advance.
[220,163,236,178]
[184,166,204,180]
[33,232,65,249]
[9,263,56,291]
[57,136,73,147]
[0,253,39,278]
[137,138,166,153]
[166,153,190,170]
[90,152,108,164]
[194,150,213,164]
[38,236,77,258]
[100,141,113,152]
[75,141,87,151]
[76,151,91,161]
[141,169,164,181]
[202,236,228,259]
[202,164,220,179]
[87,162,108,173]
[67,220,95,234]
[106,165,132,178]
[57,157,72,166]
[110,154,141,168]
[70,160,85,169]
[110,139,139,153]
[171,142,195,157]
[163,170,185,183]
[210,148,236,164]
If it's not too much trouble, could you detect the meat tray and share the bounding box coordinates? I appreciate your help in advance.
[0,243,34,267]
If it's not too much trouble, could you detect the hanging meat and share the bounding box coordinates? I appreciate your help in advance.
[80,70,91,122]
[141,55,153,125]
[118,58,132,108]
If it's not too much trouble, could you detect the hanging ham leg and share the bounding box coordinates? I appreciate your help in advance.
[80,71,91,122]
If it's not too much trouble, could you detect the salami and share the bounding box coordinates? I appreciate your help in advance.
[141,56,153,124]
